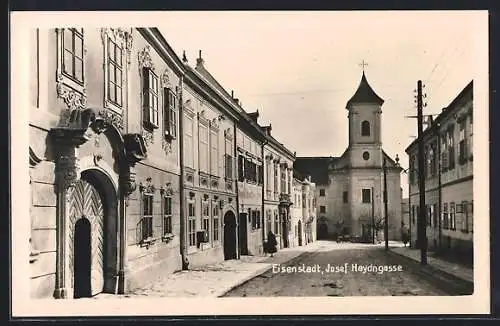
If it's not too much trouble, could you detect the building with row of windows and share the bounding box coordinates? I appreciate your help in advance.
[290,177,318,248]
[405,80,473,264]
[27,27,305,299]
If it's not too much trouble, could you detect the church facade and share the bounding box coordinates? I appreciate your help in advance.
[294,72,403,242]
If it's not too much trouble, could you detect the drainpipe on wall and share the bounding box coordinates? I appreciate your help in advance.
[233,123,240,259]
[178,75,189,270]
[437,128,442,250]
[261,140,269,248]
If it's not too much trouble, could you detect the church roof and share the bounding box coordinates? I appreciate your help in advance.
[346,72,384,108]
[293,157,337,185]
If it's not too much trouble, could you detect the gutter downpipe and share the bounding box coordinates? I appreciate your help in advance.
[178,75,189,270]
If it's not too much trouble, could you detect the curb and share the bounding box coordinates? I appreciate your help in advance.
[216,250,309,297]
[387,249,474,295]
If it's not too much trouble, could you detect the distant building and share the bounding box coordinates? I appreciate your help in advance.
[290,176,317,247]
[405,81,473,262]
[294,72,402,242]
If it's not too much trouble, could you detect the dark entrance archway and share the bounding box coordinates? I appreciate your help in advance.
[238,213,248,255]
[317,223,328,240]
[298,220,303,246]
[73,217,92,298]
[68,169,118,298]
[223,211,237,260]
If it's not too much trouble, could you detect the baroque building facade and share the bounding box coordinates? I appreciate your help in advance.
[294,72,402,242]
[261,125,295,250]
[406,81,473,263]
[27,27,308,299]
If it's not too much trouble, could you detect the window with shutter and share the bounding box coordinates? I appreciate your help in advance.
[143,68,159,129]
[238,155,245,181]
[163,88,177,139]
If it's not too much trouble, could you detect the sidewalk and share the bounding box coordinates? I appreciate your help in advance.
[95,241,325,299]
[390,246,473,284]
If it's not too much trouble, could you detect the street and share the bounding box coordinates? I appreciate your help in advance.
[223,242,450,297]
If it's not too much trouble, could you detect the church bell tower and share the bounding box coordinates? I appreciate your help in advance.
[345,70,384,168]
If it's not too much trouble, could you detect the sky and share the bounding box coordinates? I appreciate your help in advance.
[158,11,487,195]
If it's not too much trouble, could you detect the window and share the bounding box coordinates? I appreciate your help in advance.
[319,189,325,197]
[266,210,272,233]
[411,205,416,225]
[274,211,279,234]
[443,203,449,229]
[459,119,467,164]
[163,196,172,235]
[319,206,326,214]
[184,115,194,168]
[141,194,154,241]
[468,201,474,233]
[447,126,455,170]
[469,115,473,160]
[143,68,159,128]
[280,168,286,193]
[450,202,456,230]
[62,28,84,84]
[199,124,209,173]
[343,191,348,203]
[107,38,123,107]
[427,205,433,227]
[210,130,218,176]
[258,164,264,185]
[202,201,210,237]
[164,88,177,139]
[362,189,371,203]
[224,138,233,179]
[429,143,437,177]
[274,164,278,193]
[244,158,257,183]
[238,155,245,182]
[251,210,261,230]
[409,155,416,184]
[188,201,196,247]
[361,120,370,136]
[441,133,448,172]
[433,203,438,227]
[213,203,220,242]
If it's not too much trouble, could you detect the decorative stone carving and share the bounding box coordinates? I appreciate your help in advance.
[141,129,154,147]
[139,177,156,194]
[161,69,171,88]
[138,45,155,72]
[56,81,87,112]
[224,128,233,140]
[96,108,124,131]
[55,153,79,191]
[122,133,148,195]
[29,147,43,167]
[160,182,174,196]
[162,139,173,155]
[210,118,220,130]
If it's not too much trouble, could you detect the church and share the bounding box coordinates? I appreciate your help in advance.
[294,71,403,242]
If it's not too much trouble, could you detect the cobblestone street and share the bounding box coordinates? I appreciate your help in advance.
[223,244,452,297]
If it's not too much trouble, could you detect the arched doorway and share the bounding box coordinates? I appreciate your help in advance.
[317,223,328,240]
[68,170,116,298]
[224,211,237,260]
[298,220,303,246]
[74,218,92,298]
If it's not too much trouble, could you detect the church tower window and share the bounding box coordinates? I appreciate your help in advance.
[361,120,371,136]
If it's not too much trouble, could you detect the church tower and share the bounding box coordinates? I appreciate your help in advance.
[346,71,384,168]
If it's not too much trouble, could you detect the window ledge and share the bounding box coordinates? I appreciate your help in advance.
[140,237,157,249]
[144,121,159,131]
[161,233,175,243]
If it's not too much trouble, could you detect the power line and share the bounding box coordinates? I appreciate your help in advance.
[424,34,462,84]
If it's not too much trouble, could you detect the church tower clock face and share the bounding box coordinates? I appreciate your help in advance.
[362,151,370,160]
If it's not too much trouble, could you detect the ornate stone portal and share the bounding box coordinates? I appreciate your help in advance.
[50,107,147,299]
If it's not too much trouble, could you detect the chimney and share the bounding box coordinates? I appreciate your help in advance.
[248,110,259,123]
[231,90,234,98]
[196,50,204,67]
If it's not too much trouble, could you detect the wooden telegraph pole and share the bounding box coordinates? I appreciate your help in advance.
[383,159,389,251]
[417,80,428,265]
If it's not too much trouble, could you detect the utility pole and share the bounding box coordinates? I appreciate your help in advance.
[383,159,389,251]
[417,80,428,265]
[371,186,375,244]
